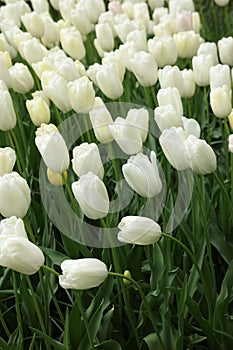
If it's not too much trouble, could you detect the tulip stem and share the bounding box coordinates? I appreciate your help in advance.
[108,271,165,350]
[203,86,211,143]
[42,265,60,277]
[12,272,24,349]
[73,290,95,350]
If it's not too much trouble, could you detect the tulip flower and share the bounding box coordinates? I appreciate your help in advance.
[71,5,94,36]
[72,172,109,220]
[31,0,49,13]
[209,64,231,91]
[126,29,148,53]
[181,69,195,98]
[173,31,204,59]
[185,135,217,174]
[102,51,125,82]
[9,63,34,94]
[126,108,149,143]
[129,51,158,87]
[21,11,44,38]
[59,258,108,290]
[95,23,114,52]
[96,64,123,99]
[60,27,86,61]
[218,36,233,66]
[35,123,70,173]
[154,104,183,132]
[0,172,31,218]
[159,127,191,170]
[67,77,95,113]
[0,147,16,176]
[84,0,105,24]
[214,0,230,6]
[158,65,184,96]
[72,143,104,179]
[169,0,195,16]
[118,216,162,245]
[228,134,233,153]
[0,54,12,88]
[26,96,50,126]
[122,151,162,198]
[0,81,16,131]
[148,36,177,68]
[210,86,232,118]
[192,54,215,87]
[133,3,150,29]
[0,236,45,275]
[18,38,47,65]
[41,13,59,48]
[157,87,183,117]
[89,97,114,143]
[197,42,219,65]
[181,117,201,138]
[0,216,28,240]
[47,168,66,187]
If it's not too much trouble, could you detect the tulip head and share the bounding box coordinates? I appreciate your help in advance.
[0,147,16,176]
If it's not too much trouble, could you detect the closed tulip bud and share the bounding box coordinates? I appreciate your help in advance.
[35,123,70,173]
[123,269,132,286]
[95,23,114,52]
[109,117,143,155]
[126,29,148,53]
[0,82,16,131]
[84,0,105,24]
[228,134,233,153]
[0,147,16,176]
[9,63,34,94]
[197,42,219,65]
[210,64,231,91]
[19,38,47,65]
[169,0,194,16]
[218,37,233,66]
[176,10,193,32]
[71,6,94,36]
[0,55,12,88]
[157,87,183,117]
[114,17,140,44]
[0,51,12,68]
[102,51,125,82]
[60,27,86,61]
[87,63,102,86]
[96,64,123,99]
[185,135,217,174]
[153,16,176,37]
[181,117,201,138]
[55,57,80,82]
[0,237,44,275]
[228,109,233,130]
[41,71,72,112]
[0,1,30,27]
[21,11,44,38]
[181,69,195,98]
[72,143,104,179]
[59,258,108,290]
[47,168,67,186]
[32,90,50,106]
[173,31,204,59]
[154,104,183,132]
[129,51,158,87]
[0,33,17,59]
[26,97,50,126]
[159,127,191,170]
[210,86,232,118]
[122,151,162,198]
[89,97,114,143]
[118,216,162,245]
[152,7,168,23]
[31,0,49,13]
[41,13,59,48]
[214,0,229,6]
[148,36,177,68]
[72,172,109,220]
[0,172,31,218]
[67,77,95,113]
[0,216,27,240]
[58,0,75,23]
[158,65,184,96]
[126,108,149,143]
[192,54,215,87]
[133,3,150,29]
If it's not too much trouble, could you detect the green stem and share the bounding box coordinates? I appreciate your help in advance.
[6,131,23,174]
[42,265,60,277]
[25,275,50,350]
[12,272,24,349]
[108,272,165,350]
[73,290,95,350]
[23,218,36,244]
[204,86,210,143]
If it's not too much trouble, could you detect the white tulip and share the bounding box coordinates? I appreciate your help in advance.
[0,172,31,218]
[154,104,183,132]
[0,147,16,176]
[197,42,219,65]
[192,54,215,87]
[148,36,177,68]
[26,97,50,126]
[181,69,195,98]
[21,11,44,38]
[218,37,233,66]
[0,216,27,240]
[126,108,149,143]
[67,77,95,113]
[210,86,232,118]
[60,27,86,61]
[181,117,201,138]
[84,0,105,24]
[0,82,16,131]
[118,216,162,245]
[35,123,70,173]
[228,134,233,153]
[96,64,123,99]
[157,87,183,117]
[72,172,109,220]
[158,65,183,96]
[209,64,231,91]
[59,258,108,289]
[96,23,114,52]
[18,38,47,65]
[9,63,34,94]
[129,51,158,87]
[173,31,204,59]
[214,0,229,6]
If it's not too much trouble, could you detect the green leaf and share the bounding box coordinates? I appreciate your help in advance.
[40,247,69,265]
[95,340,122,350]
[30,328,66,350]
[143,333,163,350]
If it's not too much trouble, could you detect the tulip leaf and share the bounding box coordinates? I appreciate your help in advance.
[30,328,66,350]
[143,332,163,350]
[95,340,122,350]
[40,247,69,265]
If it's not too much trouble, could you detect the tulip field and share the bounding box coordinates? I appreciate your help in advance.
[0,0,233,349]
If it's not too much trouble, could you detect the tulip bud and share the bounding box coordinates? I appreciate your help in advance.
[210,86,232,118]
[158,65,183,96]
[31,0,49,13]
[59,258,108,290]
[67,77,95,113]
[0,52,12,88]
[35,123,70,173]
[95,23,114,52]
[0,236,44,275]
[84,0,105,24]
[58,0,75,22]
[209,64,231,91]
[228,134,233,153]
[181,117,201,138]
[133,2,150,29]
[148,36,177,68]
[126,29,148,53]
[173,31,204,59]
[181,69,195,98]
[185,135,217,174]
[122,151,162,198]
[218,36,233,66]
[102,51,125,82]
[18,38,47,65]
[96,64,123,99]
[123,270,132,286]
[0,147,16,176]
[21,11,44,38]
[169,0,194,16]
[153,16,176,38]
[152,7,168,24]
[60,27,86,61]
[9,63,34,94]
[71,5,94,36]
[72,172,109,220]
[41,71,72,112]
[129,51,158,87]
[0,216,27,240]
[118,216,162,245]
[0,81,16,131]
[214,0,230,6]
[72,143,104,179]
[41,13,59,48]
[197,42,219,65]
[176,10,193,32]
[109,117,143,155]
[192,54,215,87]
[159,127,191,170]
[154,104,183,132]
[0,172,31,218]
[157,87,183,117]
[126,108,149,143]
[47,168,67,186]
[26,97,50,126]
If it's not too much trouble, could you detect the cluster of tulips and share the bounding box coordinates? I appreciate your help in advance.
[0,0,232,293]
